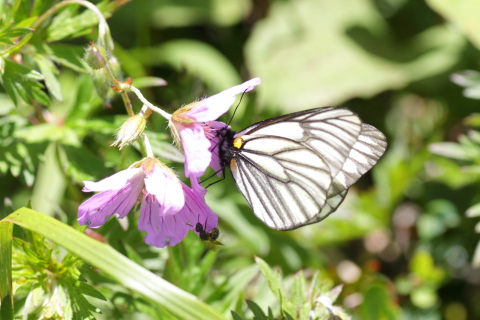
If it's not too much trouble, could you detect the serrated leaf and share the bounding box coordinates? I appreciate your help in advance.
[231,311,245,320]
[290,271,306,313]
[0,59,50,106]
[34,54,62,102]
[75,281,107,301]
[255,257,287,304]
[246,300,267,319]
[0,26,33,39]
[283,312,295,320]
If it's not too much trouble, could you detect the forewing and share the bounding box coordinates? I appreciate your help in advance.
[231,136,332,230]
[236,107,362,177]
[327,123,387,197]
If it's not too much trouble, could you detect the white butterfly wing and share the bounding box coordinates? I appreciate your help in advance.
[236,108,363,178]
[229,108,387,230]
[230,135,332,230]
[306,124,387,225]
[327,123,387,198]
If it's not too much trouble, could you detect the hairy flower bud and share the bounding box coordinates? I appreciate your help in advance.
[111,114,147,149]
[84,42,107,70]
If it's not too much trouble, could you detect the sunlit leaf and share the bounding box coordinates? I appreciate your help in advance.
[0,59,50,106]
[34,54,62,102]
[246,0,465,111]
[426,0,480,50]
[131,40,241,93]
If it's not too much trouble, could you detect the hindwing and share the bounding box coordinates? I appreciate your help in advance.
[230,135,332,230]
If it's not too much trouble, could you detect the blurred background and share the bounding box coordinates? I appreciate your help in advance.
[2,0,480,319]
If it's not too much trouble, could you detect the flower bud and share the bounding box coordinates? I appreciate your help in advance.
[108,56,122,79]
[84,42,107,70]
[111,114,147,150]
[93,68,111,101]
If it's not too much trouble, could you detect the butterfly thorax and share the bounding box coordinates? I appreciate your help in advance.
[218,127,237,169]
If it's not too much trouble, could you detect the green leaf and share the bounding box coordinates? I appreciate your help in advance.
[0,221,13,320]
[290,271,306,315]
[131,40,241,93]
[0,59,50,106]
[75,281,107,301]
[426,0,480,50]
[231,311,244,320]
[0,26,33,39]
[245,0,465,111]
[34,54,63,102]
[245,300,267,319]
[255,257,287,304]
[42,44,90,74]
[151,0,251,28]
[2,208,228,320]
[61,145,111,182]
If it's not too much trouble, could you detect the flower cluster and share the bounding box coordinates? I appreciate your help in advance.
[78,78,261,247]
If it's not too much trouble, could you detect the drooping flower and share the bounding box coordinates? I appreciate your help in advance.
[77,157,217,247]
[169,78,261,178]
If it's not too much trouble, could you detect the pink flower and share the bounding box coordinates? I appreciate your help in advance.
[169,78,261,178]
[78,157,217,247]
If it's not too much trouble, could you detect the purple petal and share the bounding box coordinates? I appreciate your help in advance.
[83,168,143,192]
[180,125,212,178]
[144,165,184,213]
[138,194,189,248]
[188,78,261,122]
[181,183,218,233]
[77,172,144,228]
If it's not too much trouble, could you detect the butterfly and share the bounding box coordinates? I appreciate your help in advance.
[216,107,387,231]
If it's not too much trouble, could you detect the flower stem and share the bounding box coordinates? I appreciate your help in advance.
[129,85,172,120]
[104,64,134,116]
[143,134,154,158]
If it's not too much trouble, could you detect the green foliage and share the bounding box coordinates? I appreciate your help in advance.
[12,231,105,320]
[254,257,350,320]
[245,0,465,111]
[1,0,480,319]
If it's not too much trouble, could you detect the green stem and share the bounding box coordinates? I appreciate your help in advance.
[129,85,172,120]
[104,64,134,117]
[3,0,111,56]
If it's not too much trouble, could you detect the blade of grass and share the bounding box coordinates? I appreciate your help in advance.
[3,208,227,320]
[0,220,14,320]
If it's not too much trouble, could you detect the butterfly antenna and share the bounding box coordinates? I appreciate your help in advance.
[227,89,248,126]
